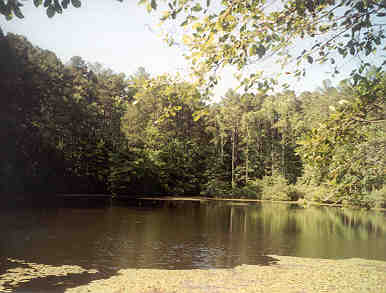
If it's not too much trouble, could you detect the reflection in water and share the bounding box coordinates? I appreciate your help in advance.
[0,201,385,274]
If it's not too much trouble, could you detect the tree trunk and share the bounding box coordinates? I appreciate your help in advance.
[245,122,249,185]
[232,127,236,188]
[271,122,275,176]
[281,139,285,178]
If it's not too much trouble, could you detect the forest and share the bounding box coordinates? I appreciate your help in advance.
[0,32,385,208]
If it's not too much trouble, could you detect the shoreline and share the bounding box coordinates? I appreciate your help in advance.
[2,255,385,293]
[137,196,386,211]
[1,193,385,211]
[66,255,386,293]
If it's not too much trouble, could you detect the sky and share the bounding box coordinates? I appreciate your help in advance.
[0,1,383,100]
[1,1,185,74]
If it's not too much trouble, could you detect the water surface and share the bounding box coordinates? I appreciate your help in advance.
[0,200,385,291]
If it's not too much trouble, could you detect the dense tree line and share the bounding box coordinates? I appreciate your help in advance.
[0,33,384,208]
[0,33,130,193]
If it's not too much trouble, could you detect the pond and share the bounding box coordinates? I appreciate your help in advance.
[0,199,385,292]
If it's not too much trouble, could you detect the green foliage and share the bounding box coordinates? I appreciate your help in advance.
[297,73,386,203]
[258,174,301,201]
[362,186,386,209]
[0,33,70,192]
[0,0,83,21]
[0,33,133,193]
[2,0,384,92]
[200,179,261,199]
[152,139,204,194]
[107,148,160,195]
[151,0,385,91]
[121,73,209,195]
[1,32,384,209]
[294,183,335,203]
[236,180,261,199]
[4,0,384,90]
[200,178,231,198]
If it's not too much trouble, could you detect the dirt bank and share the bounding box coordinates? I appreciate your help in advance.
[65,255,386,293]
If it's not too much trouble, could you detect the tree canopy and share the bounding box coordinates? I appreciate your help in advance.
[0,0,79,19]
[0,33,384,207]
[2,0,384,90]
[0,2,385,208]
[148,0,385,91]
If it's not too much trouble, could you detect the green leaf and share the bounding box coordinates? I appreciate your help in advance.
[61,0,69,9]
[33,0,43,7]
[71,0,81,8]
[256,45,266,58]
[0,1,7,14]
[13,6,24,19]
[46,6,55,17]
[344,9,352,17]
[193,114,200,121]
[146,3,152,12]
[54,0,62,13]
[44,0,52,8]
[192,4,202,12]
[249,46,255,56]
[150,0,157,10]
[272,34,280,42]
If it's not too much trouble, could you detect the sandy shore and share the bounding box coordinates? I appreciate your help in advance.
[64,255,386,293]
[1,256,385,292]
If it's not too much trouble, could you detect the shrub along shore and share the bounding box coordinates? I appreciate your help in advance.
[137,195,386,211]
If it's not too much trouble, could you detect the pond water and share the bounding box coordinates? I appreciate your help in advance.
[0,199,385,291]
